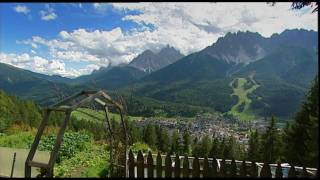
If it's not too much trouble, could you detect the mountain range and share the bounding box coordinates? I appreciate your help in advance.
[0,29,317,120]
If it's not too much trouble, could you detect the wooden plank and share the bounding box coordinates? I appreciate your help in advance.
[147,151,154,178]
[165,153,172,178]
[202,156,209,177]
[47,110,72,177]
[128,150,135,178]
[192,156,200,178]
[250,161,258,177]
[240,160,247,177]
[25,109,51,178]
[230,158,237,177]
[302,166,309,177]
[51,91,83,107]
[182,154,189,178]
[219,158,227,177]
[174,154,180,178]
[137,151,144,178]
[156,152,162,178]
[288,164,296,178]
[27,161,48,168]
[10,153,16,178]
[260,162,272,177]
[275,162,283,178]
[210,157,218,177]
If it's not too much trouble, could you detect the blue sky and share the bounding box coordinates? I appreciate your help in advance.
[0,3,317,77]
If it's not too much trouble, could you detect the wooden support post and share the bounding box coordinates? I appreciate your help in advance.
[156,152,162,178]
[203,156,209,177]
[240,160,247,177]
[165,153,172,178]
[10,152,16,178]
[47,110,72,177]
[128,149,135,178]
[174,154,181,178]
[192,156,200,178]
[137,151,144,178]
[210,157,218,177]
[275,162,283,178]
[182,154,189,178]
[25,109,51,178]
[147,151,154,178]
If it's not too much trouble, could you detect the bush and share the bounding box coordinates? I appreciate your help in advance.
[39,131,93,163]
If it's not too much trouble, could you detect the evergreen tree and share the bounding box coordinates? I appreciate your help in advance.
[284,76,318,167]
[160,128,171,153]
[209,137,219,158]
[143,124,157,148]
[170,129,180,154]
[248,129,261,162]
[199,135,211,157]
[182,131,191,155]
[261,116,281,163]
[219,138,226,159]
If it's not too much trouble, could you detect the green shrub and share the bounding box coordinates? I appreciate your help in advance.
[39,131,92,163]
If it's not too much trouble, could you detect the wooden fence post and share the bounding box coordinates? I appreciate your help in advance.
[240,160,247,177]
[182,154,189,178]
[128,149,135,178]
[275,162,283,178]
[219,158,227,177]
[147,151,154,178]
[288,164,296,178]
[165,153,172,178]
[230,158,237,177]
[210,157,218,177]
[192,156,200,178]
[302,166,309,177]
[156,152,162,178]
[174,154,181,178]
[260,162,272,178]
[203,156,209,177]
[137,150,144,178]
[10,152,16,178]
[250,161,258,177]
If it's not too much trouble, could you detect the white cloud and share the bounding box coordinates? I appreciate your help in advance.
[40,4,57,21]
[14,5,30,14]
[15,2,317,77]
[0,53,80,77]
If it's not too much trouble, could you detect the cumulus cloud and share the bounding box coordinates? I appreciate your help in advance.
[40,4,57,21]
[0,53,80,77]
[14,5,30,14]
[14,2,317,77]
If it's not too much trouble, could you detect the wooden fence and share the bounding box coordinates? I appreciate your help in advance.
[127,150,318,178]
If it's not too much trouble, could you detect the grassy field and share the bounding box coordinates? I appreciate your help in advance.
[71,108,142,122]
[0,147,50,177]
[228,74,260,121]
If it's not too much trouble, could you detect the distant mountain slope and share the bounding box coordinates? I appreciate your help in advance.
[235,46,318,118]
[0,62,83,106]
[202,29,317,65]
[126,29,318,119]
[83,66,147,90]
[129,45,184,72]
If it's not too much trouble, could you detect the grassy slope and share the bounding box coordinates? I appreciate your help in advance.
[228,74,260,121]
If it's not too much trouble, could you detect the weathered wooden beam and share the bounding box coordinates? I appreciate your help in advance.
[25,109,51,178]
[47,110,72,177]
[51,91,84,107]
[27,161,49,168]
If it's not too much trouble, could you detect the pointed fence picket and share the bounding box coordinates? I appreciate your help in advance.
[127,150,318,178]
